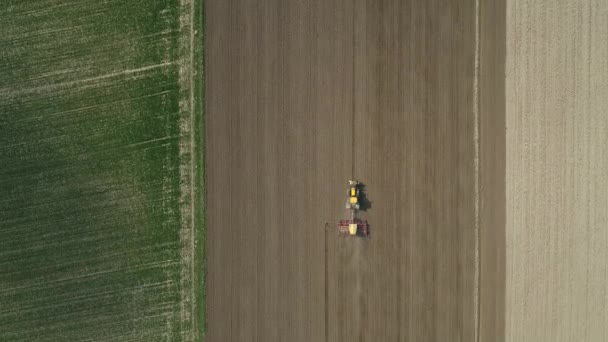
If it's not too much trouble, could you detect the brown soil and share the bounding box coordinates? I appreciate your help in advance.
[206,1,478,341]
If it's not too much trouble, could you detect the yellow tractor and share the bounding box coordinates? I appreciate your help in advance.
[347,180,361,210]
[338,180,369,236]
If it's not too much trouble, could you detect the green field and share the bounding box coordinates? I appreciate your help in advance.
[0,1,204,340]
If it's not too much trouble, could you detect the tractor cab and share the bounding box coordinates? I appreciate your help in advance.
[346,180,361,210]
[348,186,359,206]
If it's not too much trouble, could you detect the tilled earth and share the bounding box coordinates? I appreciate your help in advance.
[207,0,478,341]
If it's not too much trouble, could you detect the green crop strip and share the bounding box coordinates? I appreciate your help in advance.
[0,0,205,340]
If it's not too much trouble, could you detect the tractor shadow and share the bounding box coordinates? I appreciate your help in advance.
[356,182,372,237]
[357,182,372,212]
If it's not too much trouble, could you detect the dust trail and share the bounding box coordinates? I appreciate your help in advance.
[347,238,367,341]
[354,241,363,342]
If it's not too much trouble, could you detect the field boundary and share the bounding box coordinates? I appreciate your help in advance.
[178,0,206,341]
[193,0,206,340]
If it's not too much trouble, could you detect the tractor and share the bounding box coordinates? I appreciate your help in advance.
[338,180,369,237]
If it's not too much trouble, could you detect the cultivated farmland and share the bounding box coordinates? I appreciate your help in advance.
[207,1,479,341]
[0,1,203,341]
